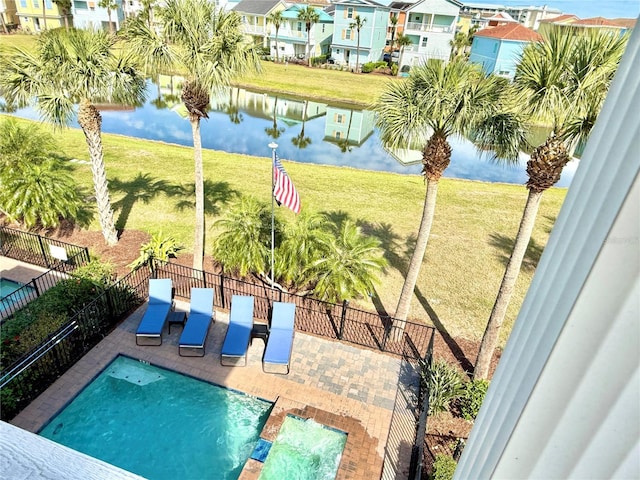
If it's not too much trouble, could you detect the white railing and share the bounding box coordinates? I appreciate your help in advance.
[241,24,266,36]
[405,22,453,33]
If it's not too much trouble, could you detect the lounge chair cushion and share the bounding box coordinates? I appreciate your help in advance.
[263,302,296,368]
[221,322,253,356]
[179,288,215,353]
[136,303,172,335]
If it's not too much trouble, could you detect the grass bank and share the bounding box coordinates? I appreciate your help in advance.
[2,115,567,346]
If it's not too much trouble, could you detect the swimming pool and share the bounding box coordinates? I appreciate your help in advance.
[0,278,35,313]
[39,355,272,479]
[258,415,347,480]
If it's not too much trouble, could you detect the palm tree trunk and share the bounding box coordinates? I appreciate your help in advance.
[77,100,118,246]
[275,29,279,62]
[1,13,8,34]
[42,2,47,30]
[392,178,439,340]
[190,117,205,273]
[63,11,69,30]
[474,189,543,379]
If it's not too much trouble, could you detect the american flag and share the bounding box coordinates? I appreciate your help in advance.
[273,152,301,214]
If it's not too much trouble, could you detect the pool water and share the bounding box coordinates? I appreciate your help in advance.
[258,415,347,480]
[0,278,35,313]
[39,355,272,480]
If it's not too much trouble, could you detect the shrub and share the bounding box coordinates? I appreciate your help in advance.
[459,379,490,421]
[391,64,398,76]
[71,260,115,290]
[361,62,376,73]
[423,359,464,415]
[431,454,457,480]
[129,232,184,272]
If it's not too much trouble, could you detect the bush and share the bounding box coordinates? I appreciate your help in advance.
[361,62,376,73]
[459,379,489,421]
[431,454,457,480]
[129,232,183,272]
[391,64,398,76]
[71,260,115,290]
[423,359,464,415]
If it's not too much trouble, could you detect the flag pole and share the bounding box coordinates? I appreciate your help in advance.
[268,142,278,292]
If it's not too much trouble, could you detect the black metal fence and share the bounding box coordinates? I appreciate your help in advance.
[153,260,435,360]
[0,226,90,269]
[0,267,151,420]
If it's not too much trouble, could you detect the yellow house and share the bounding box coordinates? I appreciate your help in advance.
[15,0,69,31]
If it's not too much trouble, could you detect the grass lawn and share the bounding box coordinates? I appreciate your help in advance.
[1,115,567,346]
[0,33,38,50]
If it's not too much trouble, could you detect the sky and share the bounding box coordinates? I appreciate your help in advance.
[471,0,640,19]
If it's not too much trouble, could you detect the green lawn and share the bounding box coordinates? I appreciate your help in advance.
[1,115,567,346]
[0,33,38,50]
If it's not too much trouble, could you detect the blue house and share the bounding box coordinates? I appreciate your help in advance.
[328,0,390,69]
[468,23,542,80]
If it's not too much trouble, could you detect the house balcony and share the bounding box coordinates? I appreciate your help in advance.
[241,24,266,36]
[405,22,454,33]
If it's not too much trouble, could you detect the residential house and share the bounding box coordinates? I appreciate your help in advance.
[14,0,67,31]
[546,16,635,37]
[72,0,124,31]
[268,4,334,59]
[468,22,541,80]
[329,0,390,68]
[1,0,18,31]
[458,2,562,30]
[400,0,460,67]
[386,1,410,51]
[233,0,287,50]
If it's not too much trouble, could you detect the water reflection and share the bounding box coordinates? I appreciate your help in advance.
[5,77,576,187]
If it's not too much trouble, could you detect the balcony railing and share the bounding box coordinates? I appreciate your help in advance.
[405,22,453,33]
[241,24,266,36]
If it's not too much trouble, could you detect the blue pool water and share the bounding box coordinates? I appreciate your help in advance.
[39,355,272,480]
[0,278,35,313]
[258,415,347,480]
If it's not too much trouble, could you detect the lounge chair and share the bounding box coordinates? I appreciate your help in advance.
[262,302,296,374]
[135,278,173,346]
[179,288,215,357]
[220,295,254,366]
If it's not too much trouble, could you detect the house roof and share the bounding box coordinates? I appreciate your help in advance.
[573,16,632,27]
[282,4,333,22]
[330,0,388,8]
[475,23,542,42]
[539,13,579,24]
[233,0,282,15]
[485,11,518,23]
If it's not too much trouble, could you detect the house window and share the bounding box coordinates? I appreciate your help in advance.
[421,37,428,48]
[347,7,354,19]
[335,131,343,139]
[32,0,39,8]
[345,28,352,40]
[297,22,302,32]
[493,43,498,53]
[19,0,27,7]
[322,24,325,33]
[336,113,345,124]
[45,0,52,8]
[73,0,87,8]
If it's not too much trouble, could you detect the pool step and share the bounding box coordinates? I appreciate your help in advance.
[250,438,272,463]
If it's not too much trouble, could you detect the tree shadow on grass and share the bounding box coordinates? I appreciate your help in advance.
[362,220,474,374]
[489,232,544,271]
[174,179,239,215]
[109,173,182,231]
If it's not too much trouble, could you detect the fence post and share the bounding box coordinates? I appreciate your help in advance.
[339,300,349,340]
[37,235,50,268]
[219,275,225,308]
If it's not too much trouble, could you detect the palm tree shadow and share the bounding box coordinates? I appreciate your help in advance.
[109,173,181,230]
[174,179,239,215]
[489,232,544,271]
[322,210,351,230]
[362,220,473,373]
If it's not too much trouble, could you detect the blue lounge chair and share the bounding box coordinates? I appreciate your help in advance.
[179,288,215,357]
[220,295,254,366]
[262,302,296,374]
[136,278,173,346]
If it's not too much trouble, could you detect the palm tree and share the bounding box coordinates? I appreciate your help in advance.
[450,31,467,59]
[0,119,82,228]
[41,0,47,31]
[297,5,320,64]
[350,15,366,73]
[0,29,146,245]
[305,220,387,304]
[395,32,412,76]
[337,109,354,153]
[266,10,284,62]
[98,0,119,33]
[374,59,525,338]
[123,0,261,272]
[473,29,629,380]
[53,0,72,30]
[389,14,398,52]
[275,210,331,287]
[212,196,272,278]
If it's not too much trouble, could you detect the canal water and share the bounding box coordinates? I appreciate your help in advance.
[5,79,577,187]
